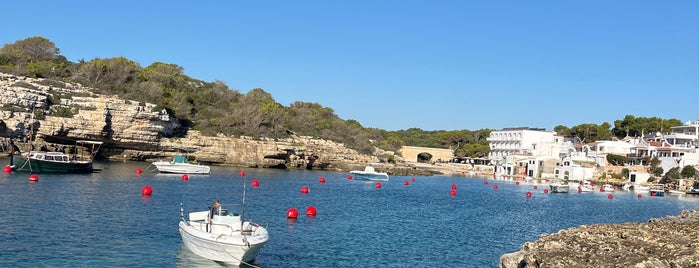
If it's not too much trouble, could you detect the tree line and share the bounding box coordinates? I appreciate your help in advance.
[0,37,685,159]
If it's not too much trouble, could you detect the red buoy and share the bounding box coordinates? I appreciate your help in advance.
[251,179,259,187]
[28,174,39,181]
[135,168,142,174]
[637,193,643,198]
[4,165,12,173]
[141,185,152,195]
[600,188,605,192]
[286,208,299,218]
[651,191,656,196]
[526,191,532,198]
[608,194,614,199]
[239,170,245,177]
[403,180,409,185]
[578,188,582,193]
[484,180,489,185]
[515,181,520,185]
[181,174,189,181]
[544,189,549,194]
[347,175,353,180]
[533,185,538,190]
[375,182,382,188]
[450,189,457,196]
[493,184,499,190]
[305,206,317,216]
[411,177,416,182]
[319,177,326,183]
[451,184,457,190]
[300,186,309,194]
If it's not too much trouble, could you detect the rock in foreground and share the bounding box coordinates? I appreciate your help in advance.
[500,210,699,268]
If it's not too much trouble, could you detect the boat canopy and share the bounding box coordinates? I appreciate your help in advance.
[173,155,189,163]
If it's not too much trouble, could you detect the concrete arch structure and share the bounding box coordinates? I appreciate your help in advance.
[399,146,453,163]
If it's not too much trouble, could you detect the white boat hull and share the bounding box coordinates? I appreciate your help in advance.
[549,184,570,193]
[178,220,268,265]
[154,162,210,174]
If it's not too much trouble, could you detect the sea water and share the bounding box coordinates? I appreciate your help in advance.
[1,161,698,267]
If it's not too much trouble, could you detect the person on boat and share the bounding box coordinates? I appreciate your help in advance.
[206,199,220,232]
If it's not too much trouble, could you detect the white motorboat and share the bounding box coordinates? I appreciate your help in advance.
[350,166,389,181]
[601,184,615,192]
[577,180,594,192]
[179,202,268,265]
[153,154,210,174]
[549,181,570,193]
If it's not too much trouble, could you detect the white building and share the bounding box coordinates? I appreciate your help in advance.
[487,127,559,160]
[664,120,699,149]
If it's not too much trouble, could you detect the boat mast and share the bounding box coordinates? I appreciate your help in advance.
[241,177,247,230]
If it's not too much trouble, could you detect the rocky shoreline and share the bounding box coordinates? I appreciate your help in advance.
[500,210,699,268]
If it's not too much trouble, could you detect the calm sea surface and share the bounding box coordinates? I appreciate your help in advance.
[2,160,699,268]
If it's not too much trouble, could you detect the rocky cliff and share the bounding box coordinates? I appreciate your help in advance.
[500,210,699,268]
[0,73,440,175]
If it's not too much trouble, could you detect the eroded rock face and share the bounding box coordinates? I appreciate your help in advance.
[500,210,699,268]
[0,73,383,170]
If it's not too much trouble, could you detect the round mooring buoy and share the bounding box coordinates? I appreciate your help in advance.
[608,194,614,199]
[638,193,643,198]
[544,189,549,194]
[141,185,153,195]
[239,170,245,177]
[411,177,416,182]
[300,186,309,194]
[375,182,382,188]
[251,179,260,187]
[526,191,532,198]
[286,208,299,218]
[181,174,189,181]
[135,168,142,174]
[305,206,317,216]
[451,184,457,190]
[403,180,409,186]
[4,165,12,173]
[28,174,39,182]
[347,175,353,180]
[450,189,457,196]
[493,184,499,190]
[319,177,326,183]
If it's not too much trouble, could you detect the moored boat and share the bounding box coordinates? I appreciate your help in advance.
[153,149,210,174]
[549,181,570,193]
[601,184,615,192]
[649,184,666,197]
[178,202,268,265]
[9,140,103,173]
[577,180,594,192]
[350,166,389,181]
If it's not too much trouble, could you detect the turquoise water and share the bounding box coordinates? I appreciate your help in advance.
[2,161,699,267]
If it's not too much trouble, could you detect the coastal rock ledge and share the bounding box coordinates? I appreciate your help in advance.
[500,210,699,268]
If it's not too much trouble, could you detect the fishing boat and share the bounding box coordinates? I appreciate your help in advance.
[178,184,269,265]
[649,184,666,197]
[577,180,594,192]
[152,148,210,174]
[350,166,389,181]
[8,140,103,173]
[601,184,615,192]
[548,181,570,193]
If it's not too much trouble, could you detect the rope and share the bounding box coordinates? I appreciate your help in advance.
[213,228,262,268]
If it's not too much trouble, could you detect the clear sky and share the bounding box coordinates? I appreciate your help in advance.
[3,1,698,131]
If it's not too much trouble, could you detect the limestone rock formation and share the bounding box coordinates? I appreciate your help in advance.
[500,210,699,268]
[0,73,404,172]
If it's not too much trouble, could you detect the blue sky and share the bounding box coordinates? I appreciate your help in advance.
[3,1,698,131]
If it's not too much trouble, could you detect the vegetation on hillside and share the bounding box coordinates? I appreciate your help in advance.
[0,37,686,159]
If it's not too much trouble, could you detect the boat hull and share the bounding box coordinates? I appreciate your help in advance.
[549,184,570,193]
[153,162,210,174]
[178,221,267,265]
[350,172,389,181]
[10,154,93,173]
